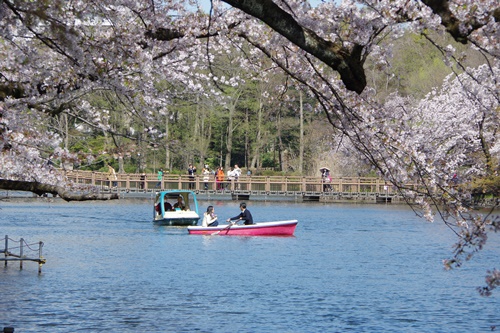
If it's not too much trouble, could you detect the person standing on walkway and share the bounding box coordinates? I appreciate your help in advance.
[188,164,196,189]
[156,168,164,188]
[140,173,146,190]
[226,202,253,225]
[108,164,118,188]
[202,166,210,190]
[227,167,235,190]
[234,164,241,189]
[216,166,225,190]
[320,167,331,192]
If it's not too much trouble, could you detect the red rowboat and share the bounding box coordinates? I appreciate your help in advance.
[187,220,298,236]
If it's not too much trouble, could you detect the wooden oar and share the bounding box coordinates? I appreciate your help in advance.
[211,221,237,236]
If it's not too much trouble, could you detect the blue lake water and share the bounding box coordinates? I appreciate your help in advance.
[1,199,498,332]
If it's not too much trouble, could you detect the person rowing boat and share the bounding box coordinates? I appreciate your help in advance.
[226,202,253,225]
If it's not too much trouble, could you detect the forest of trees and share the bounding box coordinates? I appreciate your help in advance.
[53,31,486,178]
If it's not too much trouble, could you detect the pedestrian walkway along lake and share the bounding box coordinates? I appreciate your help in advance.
[1,200,498,332]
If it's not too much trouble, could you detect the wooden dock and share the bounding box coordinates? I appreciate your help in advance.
[58,170,421,204]
[2,235,46,273]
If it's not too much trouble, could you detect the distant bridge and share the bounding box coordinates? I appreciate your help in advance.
[63,170,422,203]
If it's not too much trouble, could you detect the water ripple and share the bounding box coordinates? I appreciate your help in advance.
[1,201,498,332]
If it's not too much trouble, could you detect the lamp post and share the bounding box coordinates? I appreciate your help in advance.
[153,145,157,174]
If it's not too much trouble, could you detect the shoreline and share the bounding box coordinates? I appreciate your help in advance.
[2,190,496,209]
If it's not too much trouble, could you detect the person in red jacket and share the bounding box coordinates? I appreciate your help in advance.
[216,166,225,190]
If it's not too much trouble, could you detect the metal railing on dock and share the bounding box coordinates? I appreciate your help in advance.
[1,235,46,273]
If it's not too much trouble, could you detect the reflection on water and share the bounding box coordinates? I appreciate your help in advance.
[1,200,499,332]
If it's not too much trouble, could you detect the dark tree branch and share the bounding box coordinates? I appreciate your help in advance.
[0,179,119,202]
[421,0,500,44]
[0,83,24,101]
[221,0,367,94]
[220,0,499,92]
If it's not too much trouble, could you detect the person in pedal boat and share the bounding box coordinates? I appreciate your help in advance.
[173,195,186,210]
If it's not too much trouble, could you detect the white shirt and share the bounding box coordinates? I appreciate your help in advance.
[202,212,218,227]
[234,167,241,178]
[203,169,210,181]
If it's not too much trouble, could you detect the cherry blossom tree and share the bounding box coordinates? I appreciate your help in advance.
[214,0,499,294]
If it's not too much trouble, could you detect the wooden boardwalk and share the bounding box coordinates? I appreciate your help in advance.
[63,170,421,203]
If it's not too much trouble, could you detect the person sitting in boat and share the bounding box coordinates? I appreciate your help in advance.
[173,195,186,210]
[164,201,173,212]
[202,206,218,227]
[226,202,253,225]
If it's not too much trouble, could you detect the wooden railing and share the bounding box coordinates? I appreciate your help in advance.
[64,170,419,195]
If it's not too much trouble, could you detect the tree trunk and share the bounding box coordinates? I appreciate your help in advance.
[245,108,249,169]
[165,111,170,170]
[225,119,232,170]
[478,115,494,175]
[222,0,366,93]
[299,89,304,174]
[277,110,283,171]
[250,99,263,169]
[192,97,200,165]
[64,113,69,150]
[118,155,125,173]
[224,90,242,170]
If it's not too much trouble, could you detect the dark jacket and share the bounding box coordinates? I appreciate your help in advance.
[230,209,253,225]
